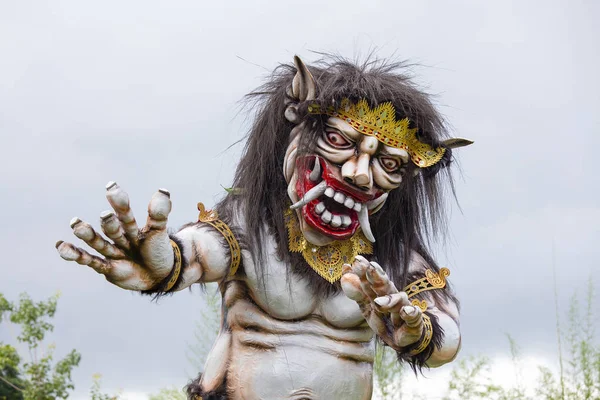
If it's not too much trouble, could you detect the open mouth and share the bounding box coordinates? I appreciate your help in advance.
[290,156,387,242]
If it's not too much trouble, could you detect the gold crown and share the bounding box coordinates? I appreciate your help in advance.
[308,99,445,167]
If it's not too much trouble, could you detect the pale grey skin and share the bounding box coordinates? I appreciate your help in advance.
[56,57,465,399]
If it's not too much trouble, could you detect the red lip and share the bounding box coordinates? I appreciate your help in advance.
[294,156,381,240]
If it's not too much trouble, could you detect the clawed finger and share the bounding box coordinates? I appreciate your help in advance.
[374,292,411,326]
[56,240,112,275]
[70,217,126,259]
[100,210,130,250]
[394,306,424,347]
[340,264,369,304]
[350,255,378,300]
[400,305,423,328]
[106,181,140,246]
[143,189,172,231]
[365,261,398,297]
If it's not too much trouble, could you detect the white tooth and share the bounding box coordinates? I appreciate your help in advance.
[366,193,389,211]
[353,203,362,212]
[331,215,342,227]
[344,197,355,209]
[358,206,375,243]
[325,187,334,197]
[333,192,346,204]
[315,202,325,214]
[341,215,352,227]
[309,156,322,182]
[321,210,332,223]
[290,181,327,210]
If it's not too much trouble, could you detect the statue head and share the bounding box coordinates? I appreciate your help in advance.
[283,56,472,247]
[219,55,471,286]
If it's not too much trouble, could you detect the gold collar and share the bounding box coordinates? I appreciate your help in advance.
[285,209,373,283]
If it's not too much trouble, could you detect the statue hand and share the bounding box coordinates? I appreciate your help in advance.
[56,182,175,291]
[341,255,424,350]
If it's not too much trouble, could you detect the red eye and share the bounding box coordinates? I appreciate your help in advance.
[324,130,353,149]
[379,157,401,172]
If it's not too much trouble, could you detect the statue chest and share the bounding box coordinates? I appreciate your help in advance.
[240,247,365,328]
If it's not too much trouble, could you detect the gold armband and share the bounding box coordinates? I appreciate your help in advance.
[197,203,241,276]
[403,267,450,355]
[164,240,182,292]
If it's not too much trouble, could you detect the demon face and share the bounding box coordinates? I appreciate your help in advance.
[283,58,409,246]
[285,117,408,246]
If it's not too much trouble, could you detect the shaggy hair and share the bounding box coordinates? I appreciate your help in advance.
[186,56,461,397]
[218,55,456,297]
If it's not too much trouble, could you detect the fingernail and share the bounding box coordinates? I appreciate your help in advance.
[158,188,170,198]
[403,305,416,315]
[106,181,118,190]
[100,210,115,220]
[374,296,390,306]
[69,217,81,228]
[55,240,64,249]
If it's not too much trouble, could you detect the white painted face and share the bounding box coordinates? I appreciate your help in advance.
[284,117,410,246]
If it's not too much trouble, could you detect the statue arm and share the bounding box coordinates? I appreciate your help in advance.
[56,182,231,293]
[166,223,232,291]
[341,253,462,370]
[393,253,462,368]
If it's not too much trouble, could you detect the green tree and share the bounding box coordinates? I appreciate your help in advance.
[0,292,81,400]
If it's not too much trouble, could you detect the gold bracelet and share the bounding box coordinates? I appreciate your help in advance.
[403,268,450,355]
[164,240,182,292]
[197,203,241,276]
[410,314,433,356]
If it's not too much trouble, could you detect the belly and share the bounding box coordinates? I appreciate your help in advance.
[227,337,374,400]
[224,298,375,399]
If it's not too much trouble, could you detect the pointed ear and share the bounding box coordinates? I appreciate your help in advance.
[441,137,474,149]
[290,55,316,102]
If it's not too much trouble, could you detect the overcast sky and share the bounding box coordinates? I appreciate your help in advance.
[1,0,599,398]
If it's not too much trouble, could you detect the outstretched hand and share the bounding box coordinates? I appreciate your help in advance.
[56,182,175,291]
[341,255,424,350]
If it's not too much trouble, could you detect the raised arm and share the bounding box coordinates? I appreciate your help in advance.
[56,182,229,293]
[341,254,461,369]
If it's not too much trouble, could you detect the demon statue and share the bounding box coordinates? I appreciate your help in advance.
[56,56,472,400]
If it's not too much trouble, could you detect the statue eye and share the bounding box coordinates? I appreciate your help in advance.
[324,130,353,149]
[379,156,401,172]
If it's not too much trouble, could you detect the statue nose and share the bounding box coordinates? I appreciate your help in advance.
[341,154,372,191]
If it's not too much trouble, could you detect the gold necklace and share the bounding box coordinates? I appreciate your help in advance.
[284,209,373,283]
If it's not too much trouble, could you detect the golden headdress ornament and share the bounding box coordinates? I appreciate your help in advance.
[308,98,445,168]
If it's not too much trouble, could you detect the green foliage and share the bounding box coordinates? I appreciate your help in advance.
[442,356,502,400]
[89,374,120,400]
[148,386,187,400]
[438,278,599,400]
[0,292,81,400]
[370,277,599,400]
[185,284,221,375]
[373,343,404,399]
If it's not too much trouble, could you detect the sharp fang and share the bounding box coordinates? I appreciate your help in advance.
[315,202,325,214]
[358,206,375,243]
[321,210,332,223]
[366,193,389,211]
[333,192,346,204]
[309,157,321,182]
[290,181,327,210]
[353,203,362,212]
[331,215,342,228]
[341,215,352,227]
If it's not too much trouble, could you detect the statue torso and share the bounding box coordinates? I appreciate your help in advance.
[201,235,376,400]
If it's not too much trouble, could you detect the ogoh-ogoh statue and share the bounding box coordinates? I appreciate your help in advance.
[57,56,472,400]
